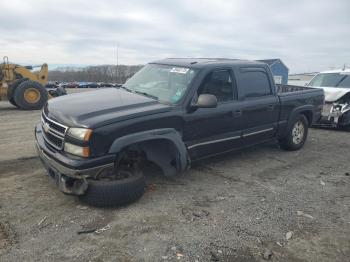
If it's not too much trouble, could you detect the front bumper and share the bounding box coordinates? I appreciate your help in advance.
[35,123,114,194]
[318,111,350,127]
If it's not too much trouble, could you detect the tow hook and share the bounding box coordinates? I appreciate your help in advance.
[56,173,88,195]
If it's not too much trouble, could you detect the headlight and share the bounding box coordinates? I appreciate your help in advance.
[64,142,89,157]
[67,127,92,141]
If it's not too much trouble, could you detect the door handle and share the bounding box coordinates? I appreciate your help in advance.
[267,104,274,111]
[232,110,242,118]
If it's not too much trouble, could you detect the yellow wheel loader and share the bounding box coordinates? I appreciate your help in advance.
[0,56,66,110]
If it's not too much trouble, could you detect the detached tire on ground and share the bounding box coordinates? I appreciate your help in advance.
[13,80,48,110]
[279,114,309,151]
[79,170,145,207]
[7,78,28,107]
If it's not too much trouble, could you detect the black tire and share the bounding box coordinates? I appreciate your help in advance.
[7,78,28,107]
[13,80,48,110]
[279,114,309,151]
[79,170,145,207]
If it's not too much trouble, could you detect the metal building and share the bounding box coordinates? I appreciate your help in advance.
[257,59,289,84]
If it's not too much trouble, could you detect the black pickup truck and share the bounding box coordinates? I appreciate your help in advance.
[35,58,324,206]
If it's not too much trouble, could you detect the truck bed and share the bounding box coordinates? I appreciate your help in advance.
[276,84,316,94]
[276,84,324,126]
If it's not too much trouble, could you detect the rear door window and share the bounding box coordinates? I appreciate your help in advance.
[239,70,272,99]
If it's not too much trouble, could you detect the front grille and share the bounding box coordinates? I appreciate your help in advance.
[42,112,67,150]
[44,132,64,148]
[49,121,66,134]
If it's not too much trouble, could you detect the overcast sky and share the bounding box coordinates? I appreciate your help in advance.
[1,0,349,73]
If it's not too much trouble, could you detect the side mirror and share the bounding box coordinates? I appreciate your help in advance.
[194,94,218,108]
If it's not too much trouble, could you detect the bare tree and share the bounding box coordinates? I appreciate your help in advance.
[49,65,143,83]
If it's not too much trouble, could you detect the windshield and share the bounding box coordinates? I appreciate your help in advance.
[123,64,198,104]
[308,73,350,88]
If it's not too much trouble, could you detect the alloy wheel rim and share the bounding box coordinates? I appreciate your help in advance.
[292,121,305,144]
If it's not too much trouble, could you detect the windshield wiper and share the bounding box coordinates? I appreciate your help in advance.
[118,85,133,92]
[134,90,158,100]
[119,86,159,100]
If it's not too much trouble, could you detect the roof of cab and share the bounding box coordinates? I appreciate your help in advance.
[150,58,266,69]
[319,68,350,74]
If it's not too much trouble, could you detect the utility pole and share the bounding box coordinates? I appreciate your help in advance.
[116,44,119,83]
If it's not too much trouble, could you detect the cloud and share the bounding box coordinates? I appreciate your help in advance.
[0,0,349,72]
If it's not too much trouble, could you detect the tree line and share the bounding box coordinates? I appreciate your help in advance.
[48,65,143,83]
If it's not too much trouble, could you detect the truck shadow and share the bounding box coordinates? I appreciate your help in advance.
[311,125,349,133]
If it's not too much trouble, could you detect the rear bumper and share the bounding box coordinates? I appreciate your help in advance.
[35,123,114,194]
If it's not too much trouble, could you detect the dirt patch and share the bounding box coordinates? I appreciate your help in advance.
[0,222,16,254]
[0,98,350,261]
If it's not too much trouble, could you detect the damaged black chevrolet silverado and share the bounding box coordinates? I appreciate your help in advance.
[35,58,324,207]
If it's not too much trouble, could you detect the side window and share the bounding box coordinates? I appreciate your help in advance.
[239,71,272,98]
[198,70,235,102]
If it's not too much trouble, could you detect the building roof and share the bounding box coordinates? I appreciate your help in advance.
[256,59,289,70]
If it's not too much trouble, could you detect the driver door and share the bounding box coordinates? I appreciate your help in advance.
[183,68,242,160]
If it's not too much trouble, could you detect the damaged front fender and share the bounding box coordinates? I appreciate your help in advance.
[108,128,189,176]
[322,93,350,127]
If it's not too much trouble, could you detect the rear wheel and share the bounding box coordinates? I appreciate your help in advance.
[279,114,309,151]
[13,80,48,110]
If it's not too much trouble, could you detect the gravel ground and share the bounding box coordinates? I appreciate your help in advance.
[0,90,349,261]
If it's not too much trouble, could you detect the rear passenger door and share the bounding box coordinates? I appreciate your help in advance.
[236,67,279,144]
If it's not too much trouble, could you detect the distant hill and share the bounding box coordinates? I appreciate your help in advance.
[49,64,143,83]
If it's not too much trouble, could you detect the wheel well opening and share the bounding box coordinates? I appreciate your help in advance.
[301,111,313,126]
[119,139,181,176]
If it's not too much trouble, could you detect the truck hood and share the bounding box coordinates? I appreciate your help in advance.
[45,88,172,128]
[313,86,350,102]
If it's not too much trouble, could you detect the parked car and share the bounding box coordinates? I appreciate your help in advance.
[45,82,58,88]
[78,82,87,88]
[88,82,99,88]
[47,86,67,97]
[79,82,99,88]
[35,58,324,207]
[59,82,68,88]
[66,82,79,88]
[307,68,350,129]
[113,83,122,87]
[99,82,114,88]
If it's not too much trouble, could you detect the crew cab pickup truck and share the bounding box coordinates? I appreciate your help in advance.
[35,58,324,207]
